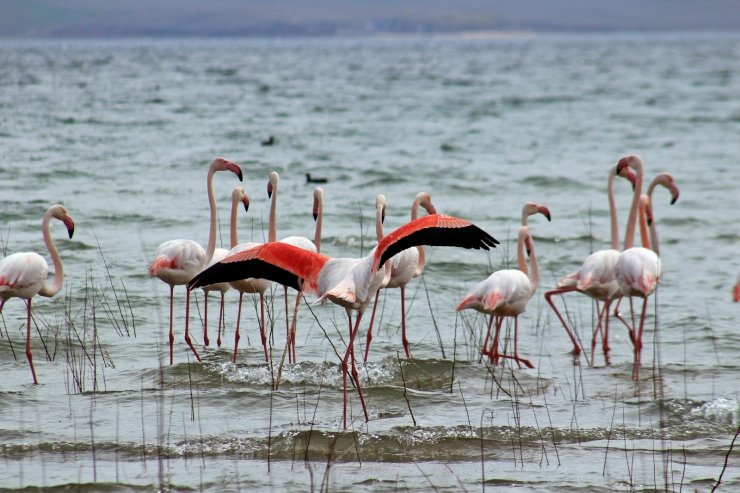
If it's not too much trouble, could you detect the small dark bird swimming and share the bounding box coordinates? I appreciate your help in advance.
[261,135,275,146]
[306,173,328,184]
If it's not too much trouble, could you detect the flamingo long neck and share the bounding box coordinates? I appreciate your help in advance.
[314,195,323,253]
[38,210,64,298]
[607,166,620,250]
[268,178,277,243]
[204,166,218,261]
[622,159,644,250]
[375,206,385,242]
[229,193,241,249]
[638,196,651,250]
[646,179,662,256]
[517,226,529,277]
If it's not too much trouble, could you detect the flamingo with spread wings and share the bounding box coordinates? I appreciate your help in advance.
[189,213,499,429]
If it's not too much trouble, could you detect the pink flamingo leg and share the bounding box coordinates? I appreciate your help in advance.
[490,316,503,365]
[633,297,650,381]
[590,301,610,365]
[400,286,412,359]
[283,287,291,364]
[203,291,210,347]
[168,285,175,366]
[480,314,494,363]
[499,316,534,369]
[259,293,268,362]
[216,292,225,348]
[184,289,202,362]
[343,310,369,430]
[25,299,38,385]
[288,292,303,363]
[363,290,381,363]
[233,293,243,363]
[544,287,582,355]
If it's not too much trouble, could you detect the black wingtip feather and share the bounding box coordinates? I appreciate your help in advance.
[378,223,498,269]
[188,259,302,292]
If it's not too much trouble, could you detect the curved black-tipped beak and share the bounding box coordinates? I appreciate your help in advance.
[243,199,250,213]
[64,217,75,239]
[670,190,680,205]
[267,183,273,198]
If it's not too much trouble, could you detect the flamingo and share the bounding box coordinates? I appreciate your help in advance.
[148,157,243,365]
[544,162,637,363]
[200,187,250,348]
[188,213,499,429]
[280,186,324,363]
[614,157,679,379]
[364,191,437,362]
[457,202,550,368]
[0,204,75,384]
[228,171,279,364]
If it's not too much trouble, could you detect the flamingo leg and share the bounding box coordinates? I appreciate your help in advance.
[544,287,582,355]
[602,298,612,354]
[216,292,225,348]
[203,291,210,347]
[184,289,202,362]
[288,292,302,363]
[480,314,494,363]
[400,286,412,359]
[25,299,38,385]
[590,301,610,366]
[363,290,381,363]
[168,285,175,366]
[342,309,369,430]
[259,293,268,362]
[284,286,291,364]
[499,316,534,369]
[233,292,243,363]
[489,316,503,366]
[613,296,634,339]
[633,297,650,381]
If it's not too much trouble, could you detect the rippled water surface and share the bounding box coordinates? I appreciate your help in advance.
[1,33,739,491]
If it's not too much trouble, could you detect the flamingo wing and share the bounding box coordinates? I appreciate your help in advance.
[0,252,49,299]
[188,242,329,294]
[373,215,499,273]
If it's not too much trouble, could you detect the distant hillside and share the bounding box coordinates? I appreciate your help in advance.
[1,0,738,37]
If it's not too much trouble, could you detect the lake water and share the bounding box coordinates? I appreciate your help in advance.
[0,32,738,491]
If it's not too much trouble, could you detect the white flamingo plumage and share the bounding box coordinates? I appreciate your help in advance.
[457,202,550,368]
[188,213,499,429]
[0,204,75,384]
[364,191,437,362]
[148,157,243,365]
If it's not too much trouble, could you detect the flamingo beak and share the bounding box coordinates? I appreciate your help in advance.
[670,186,680,205]
[242,196,250,213]
[539,206,551,222]
[226,162,243,181]
[313,198,319,221]
[64,216,75,239]
[267,181,273,198]
[382,206,386,224]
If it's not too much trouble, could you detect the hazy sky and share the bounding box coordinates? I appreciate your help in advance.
[1,0,739,37]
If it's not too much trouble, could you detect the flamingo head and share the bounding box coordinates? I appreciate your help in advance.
[376,194,387,224]
[267,171,279,198]
[50,204,75,239]
[414,192,437,215]
[616,155,643,176]
[232,187,249,213]
[638,195,654,226]
[211,157,243,181]
[617,165,638,190]
[522,202,551,222]
[656,173,680,205]
[313,187,324,221]
[524,230,534,257]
